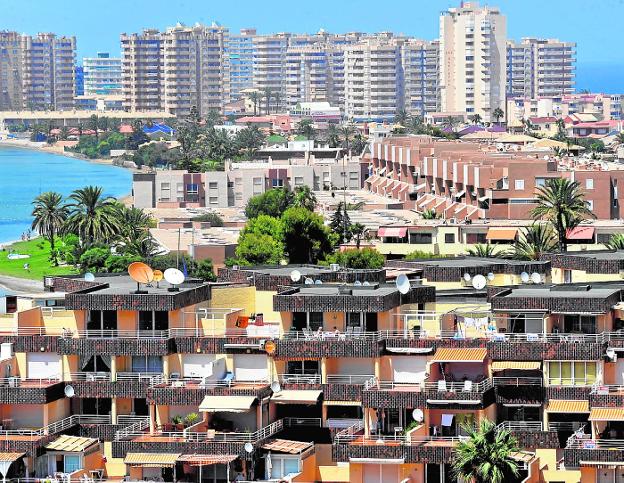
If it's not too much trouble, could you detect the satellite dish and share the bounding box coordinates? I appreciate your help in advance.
[354,280,362,286]
[606,348,617,360]
[64,385,75,398]
[396,274,410,295]
[84,272,95,282]
[290,270,301,282]
[463,273,472,282]
[271,381,281,393]
[314,279,322,285]
[304,277,314,285]
[472,274,487,290]
[412,408,424,422]
[487,272,495,281]
[363,281,370,286]
[520,272,530,283]
[244,442,254,454]
[153,270,164,282]
[531,272,542,284]
[164,268,185,285]
[128,262,154,284]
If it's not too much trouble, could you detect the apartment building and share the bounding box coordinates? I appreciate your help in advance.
[252,33,290,111]
[402,39,440,117]
[121,24,228,117]
[506,38,576,99]
[82,52,122,96]
[0,31,24,111]
[439,2,507,121]
[133,156,363,209]
[227,28,256,101]
[367,136,624,220]
[344,37,403,122]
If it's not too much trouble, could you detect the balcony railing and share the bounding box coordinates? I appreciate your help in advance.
[335,432,464,446]
[493,377,543,387]
[497,421,544,432]
[567,438,624,449]
[150,377,268,389]
[424,379,493,393]
[590,384,624,394]
[279,374,321,385]
[549,421,586,432]
[0,377,61,388]
[326,374,375,385]
[0,414,135,438]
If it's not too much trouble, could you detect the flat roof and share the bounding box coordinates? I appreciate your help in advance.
[499,286,621,300]
[83,275,205,296]
[294,285,398,297]
[554,250,624,261]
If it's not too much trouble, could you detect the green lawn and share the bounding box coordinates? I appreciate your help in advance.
[0,238,78,280]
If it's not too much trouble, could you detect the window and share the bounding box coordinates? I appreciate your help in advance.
[294,176,304,186]
[466,233,487,244]
[547,361,597,386]
[585,178,594,190]
[132,355,163,373]
[563,315,596,334]
[409,232,433,244]
[252,177,263,194]
[64,455,82,473]
[209,197,218,205]
[587,200,594,210]
[272,178,284,188]
[186,183,198,194]
[514,179,525,190]
[208,182,218,189]
[535,178,546,188]
[268,456,300,479]
[444,233,455,244]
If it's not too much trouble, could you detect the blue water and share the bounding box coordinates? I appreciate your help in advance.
[0,147,132,243]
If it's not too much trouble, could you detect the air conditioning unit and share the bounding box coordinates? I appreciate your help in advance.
[0,343,12,361]
[330,263,340,272]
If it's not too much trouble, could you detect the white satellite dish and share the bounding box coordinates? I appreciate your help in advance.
[396,274,411,295]
[244,442,254,453]
[304,277,314,285]
[472,274,487,290]
[520,272,530,283]
[487,272,495,281]
[531,272,542,284]
[84,272,95,282]
[363,281,370,286]
[354,280,362,286]
[463,273,472,282]
[164,268,185,286]
[64,385,75,398]
[606,348,617,360]
[412,408,424,422]
[314,279,323,285]
[270,381,281,393]
[290,270,301,282]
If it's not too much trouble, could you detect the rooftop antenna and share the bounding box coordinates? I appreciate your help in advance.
[164,268,185,292]
[128,262,154,294]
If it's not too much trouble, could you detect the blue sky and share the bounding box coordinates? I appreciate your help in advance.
[3,0,623,92]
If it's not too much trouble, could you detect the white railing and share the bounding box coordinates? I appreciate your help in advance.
[335,433,464,445]
[115,417,150,440]
[279,374,321,384]
[335,420,364,440]
[0,377,61,388]
[566,438,624,450]
[326,418,363,429]
[549,421,586,432]
[497,421,544,432]
[326,374,375,385]
[282,329,378,341]
[493,376,543,387]
[283,417,322,428]
[116,372,163,384]
[424,379,492,393]
[151,377,268,389]
[68,372,112,382]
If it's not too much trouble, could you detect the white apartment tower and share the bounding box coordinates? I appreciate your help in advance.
[440,2,506,121]
[253,33,290,112]
[506,38,576,98]
[402,39,440,117]
[344,36,403,122]
[0,31,24,110]
[121,29,163,112]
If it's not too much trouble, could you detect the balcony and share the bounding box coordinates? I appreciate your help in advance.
[590,384,624,407]
[68,372,159,399]
[424,379,494,408]
[497,421,559,449]
[565,437,624,467]
[493,375,544,405]
[0,377,65,404]
[274,330,382,359]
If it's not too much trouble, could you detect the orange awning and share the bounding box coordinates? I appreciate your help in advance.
[125,453,180,467]
[566,226,595,240]
[589,408,624,421]
[486,228,518,241]
[547,400,589,413]
[261,439,313,454]
[431,347,487,363]
[178,454,238,466]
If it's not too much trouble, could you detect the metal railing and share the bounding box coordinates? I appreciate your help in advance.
[68,372,111,382]
[326,374,375,385]
[151,376,268,389]
[335,432,464,445]
[279,373,321,385]
[281,329,378,341]
[424,379,492,393]
[326,418,363,429]
[590,384,624,394]
[283,417,322,427]
[566,438,624,450]
[497,421,544,432]
[116,372,163,384]
[549,421,586,432]
[493,376,543,387]
[0,377,61,388]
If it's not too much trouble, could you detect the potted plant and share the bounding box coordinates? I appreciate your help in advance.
[184,413,199,427]
[172,415,184,431]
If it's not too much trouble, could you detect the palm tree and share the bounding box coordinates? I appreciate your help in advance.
[469,113,482,125]
[248,91,260,116]
[262,87,273,115]
[522,118,535,135]
[442,116,459,134]
[616,132,624,145]
[606,233,624,250]
[293,186,317,211]
[531,178,595,252]
[31,192,68,265]
[394,109,409,126]
[326,124,341,148]
[350,223,366,249]
[339,124,356,151]
[492,107,504,126]
[466,243,505,258]
[64,186,120,245]
[512,223,558,260]
[296,119,316,140]
[421,209,439,220]
[407,115,426,135]
[88,114,99,141]
[452,419,520,483]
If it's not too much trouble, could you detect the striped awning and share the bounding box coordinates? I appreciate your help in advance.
[491,361,541,371]
[261,439,313,454]
[378,226,407,238]
[0,453,24,463]
[272,390,322,404]
[431,347,487,363]
[45,435,97,452]
[178,454,238,466]
[547,400,589,413]
[589,407,624,421]
[199,395,256,412]
[323,400,362,407]
[124,453,180,467]
[566,226,595,240]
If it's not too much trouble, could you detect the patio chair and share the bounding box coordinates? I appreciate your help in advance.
[462,380,473,392]
[437,380,447,392]
[302,328,314,340]
[221,372,234,387]
[353,327,363,338]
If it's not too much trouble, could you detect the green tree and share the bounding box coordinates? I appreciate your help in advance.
[64,186,120,245]
[205,109,222,128]
[262,87,273,115]
[295,119,316,140]
[339,124,356,151]
[324,248,384,269]
[245,188,294,219]
[466,244,505,258]
[326,124,341,148]
[492,107,504,126]
[88,114,100,141]
[281,207,333,263]
[293,186,317,211]
[235,232,284,266]
[329,201,351,243]
[606,233,624,250]
[79,246,110,272]
[512,224,558,261]
[442,116,460,134]
[193,259,217,281]
[394,109,409,126]
[191,212,224,227]
[531,178,595,251]
[248,91,260,115]
[452,419,520,483]
[350,223,366,249]
[405,250,442,260]
[421,209,439,220]
[235,125,265,158]
[105,253,143,273]
[469,113,482,125]
[31,192,68,265]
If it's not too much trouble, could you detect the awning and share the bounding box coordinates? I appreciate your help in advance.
[378,226,407,238]
[386,347,434,354]
[272,390,322,404]
[323,400,362,407]
[589,407,624,421]
[45,435,97,452]
[566,226,595,240]
[491,361,541,371]
[125,453,180,468]
[441,414,454,426]
[454,190,466,199]
[414,182,427,192]
[478,195,489,202]
[510,451,535,464]
[178,454,238,466]
[486,228,518,241]
[547,400,589,413]
[349,458,405,465]
[199,395,256,412]
[261,439,313,454]
[0,452,24,479]
[431,347,487,363]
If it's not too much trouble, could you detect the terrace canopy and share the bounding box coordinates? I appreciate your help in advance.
[272,390,322,404]
[0,453,24,483]
[199,395,256,413]
[431,348,487,363]
[124,453,180,467]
